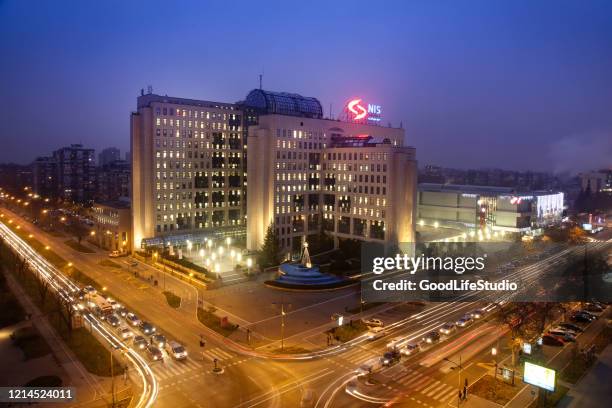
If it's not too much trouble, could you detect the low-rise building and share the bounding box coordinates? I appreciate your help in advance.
[89,201,131,253]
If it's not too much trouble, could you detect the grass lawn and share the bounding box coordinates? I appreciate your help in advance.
[98,259,122,269]
[162,291,181,308]
[11,326,52,360]
[271,346,310,354]
[328,320,369,342]
[64,239,95,253]
[1,243,119,377]
[197,307,238,337]
[0,272,25,328]
[470,375,521,405]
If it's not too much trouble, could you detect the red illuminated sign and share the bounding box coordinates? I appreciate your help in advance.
[346,98,382,123]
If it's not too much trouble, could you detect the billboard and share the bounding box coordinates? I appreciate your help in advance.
[523,362,556,392]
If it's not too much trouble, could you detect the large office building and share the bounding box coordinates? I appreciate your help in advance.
[131,89,417,254]
[131,93,249,250]
[417,183,564,235]
[247,113,417,253]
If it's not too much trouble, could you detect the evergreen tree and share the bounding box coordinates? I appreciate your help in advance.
[258,223,280,267]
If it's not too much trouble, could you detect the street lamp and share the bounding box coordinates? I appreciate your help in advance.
[246,258,252,275]
[226,237,231,248]
[199,248,205,263]
[187,240,193,255]
[444,355,463,407]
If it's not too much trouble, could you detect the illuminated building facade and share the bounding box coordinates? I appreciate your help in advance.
[247,114,417,254]
[417,183,564,235]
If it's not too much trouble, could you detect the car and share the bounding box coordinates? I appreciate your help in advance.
[106,298,119,309]
[456,315,473,328]
[471,309,485,319]
[382,350,401,367]
[557,322,584,332]
[550,326,578,336]
[150,334,167,348]
[423,331,441,344]
[400,342,421,356]
[366,327,386,340]
[571,313,593,323]
[109,250,121,258]
[386,336,408,350]
[439,322,456,335]
[585,303,604,313]
[107,314,120,327]
[300,389,317,408]
[126,313,141,327]
[118,326,134,339]
[146,345,163,361]
[356,357,383,376]
[116,306,128,317]
[548,330,576,342]
[83,285,96,295]
[541,334,565,347]
[166,341,188,360]
[133,335,148,350]
[139,321,156,335]
[363,318,384,328]
[578,310,598,319]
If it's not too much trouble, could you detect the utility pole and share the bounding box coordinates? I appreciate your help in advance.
[110,349,115,408]
[272,301,290,351]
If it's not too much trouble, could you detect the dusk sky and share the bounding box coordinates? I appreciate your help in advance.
[1,0,610,173]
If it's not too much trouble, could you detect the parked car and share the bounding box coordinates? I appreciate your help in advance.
[366,327,386,340]
[146,345,163,361]
[550,326,578,336]
[150,334,167,348]
[548,330,576,342]
[571,313,593,323]
[139,321,156,335]
[109,251,121,258]
[363,318,384,328]
[456,315,473,328]
[165,341,188,360]
[557,322,583,333]
[439,322,456,335]
[83,285,96,295]
[382,350,401,367]
[126,313,141,327]
[423,331,441,344]
[107,314,120,327]
[133,335,148,350]
[118,326,134,339]
[541,334,565,347]
[578,310,598,319]
[585,304,604,313]
[400,342,421,356]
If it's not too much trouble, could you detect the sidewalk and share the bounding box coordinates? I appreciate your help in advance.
[557,343,612,408]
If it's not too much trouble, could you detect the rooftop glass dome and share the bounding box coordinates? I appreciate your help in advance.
[244,89,323,119]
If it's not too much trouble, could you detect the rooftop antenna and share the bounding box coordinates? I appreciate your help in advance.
[329,103,333,119]
[147,85,153,94]
[140,88,144,96]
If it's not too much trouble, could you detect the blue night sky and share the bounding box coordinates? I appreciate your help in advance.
[1,0,611,173]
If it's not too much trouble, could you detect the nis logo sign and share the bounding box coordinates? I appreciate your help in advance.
[347,98,382,123]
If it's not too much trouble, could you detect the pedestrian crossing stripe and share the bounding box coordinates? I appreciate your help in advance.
[201,347,234,361]
[425,382,447,397]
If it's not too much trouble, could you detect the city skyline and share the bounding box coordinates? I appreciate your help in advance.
[1,0,611,172]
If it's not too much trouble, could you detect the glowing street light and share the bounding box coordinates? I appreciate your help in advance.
[225,237,232,248]
[246,258,253,276]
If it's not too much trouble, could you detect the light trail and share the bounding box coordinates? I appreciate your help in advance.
[0,220,158,408]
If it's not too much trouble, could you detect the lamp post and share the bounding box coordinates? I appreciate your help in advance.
[444,355,463,407]
[246,258,252,276]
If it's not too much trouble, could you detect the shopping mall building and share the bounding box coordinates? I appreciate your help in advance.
[417,183,564,236]
[131,89,417,255]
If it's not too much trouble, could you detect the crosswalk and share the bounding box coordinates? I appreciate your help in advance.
[148,347,235,381]
[339,346,380,365]
[150,358,202,381]
[394,369,457,403]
